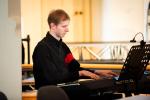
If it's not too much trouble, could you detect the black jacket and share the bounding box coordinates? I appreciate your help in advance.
[33,32,84,89]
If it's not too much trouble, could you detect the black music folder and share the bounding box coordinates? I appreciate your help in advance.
[119,44,150,80]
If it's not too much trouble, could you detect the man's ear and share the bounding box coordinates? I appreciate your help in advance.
[50,23,56,29]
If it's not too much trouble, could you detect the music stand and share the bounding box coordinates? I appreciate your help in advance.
[116,44,150,92]
[119,44,150,80]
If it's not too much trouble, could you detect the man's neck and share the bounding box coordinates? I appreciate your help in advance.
[49,31,60,41]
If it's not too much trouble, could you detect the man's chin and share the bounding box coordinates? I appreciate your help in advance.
[61,34,66,38]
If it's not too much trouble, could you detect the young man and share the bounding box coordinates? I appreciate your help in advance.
[32,9,117,89]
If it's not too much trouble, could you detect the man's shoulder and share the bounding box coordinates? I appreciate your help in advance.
[35,38,49,49]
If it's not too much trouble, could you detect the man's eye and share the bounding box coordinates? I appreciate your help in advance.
[62,26,67,28]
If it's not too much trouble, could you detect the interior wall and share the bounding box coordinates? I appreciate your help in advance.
[145,0,150,40]
[101,0,144,41]
[91,0,103,41]
[21,0,42,64]
[0,0,21,99]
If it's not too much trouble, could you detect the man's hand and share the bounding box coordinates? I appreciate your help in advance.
[79,70,100,80]
[94,70,118,78]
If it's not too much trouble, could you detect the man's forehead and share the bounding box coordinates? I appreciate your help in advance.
[59,20,70,25]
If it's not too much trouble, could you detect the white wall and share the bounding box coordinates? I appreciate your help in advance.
[21,0,42,64]
[145,0,150,40]
[91,0,145,42]
[91,0,103,41]
[101,0,144,41]
[0,0,21,100]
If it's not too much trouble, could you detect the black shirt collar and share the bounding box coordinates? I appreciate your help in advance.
[45,31,62,47]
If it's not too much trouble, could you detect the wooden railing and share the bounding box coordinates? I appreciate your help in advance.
[22,64,150,70]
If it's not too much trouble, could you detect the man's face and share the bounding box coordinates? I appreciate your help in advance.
[53,20,69,38]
